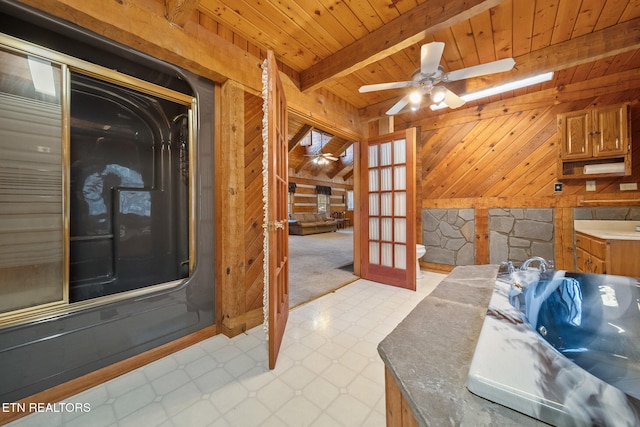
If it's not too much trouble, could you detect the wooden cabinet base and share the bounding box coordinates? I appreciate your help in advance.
[576,231,640,277]
[385,367,419,427]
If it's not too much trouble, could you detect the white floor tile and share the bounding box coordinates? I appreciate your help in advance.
[7,272,446,427]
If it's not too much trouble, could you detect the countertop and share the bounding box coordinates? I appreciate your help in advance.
[574,220,640,240]
[377,265,547,426]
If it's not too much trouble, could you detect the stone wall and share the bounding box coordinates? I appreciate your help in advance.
[574,206,640,220]
[421,209,475,266]
[488,208,554,265]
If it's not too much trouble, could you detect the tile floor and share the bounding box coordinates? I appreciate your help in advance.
[8,272,445,427]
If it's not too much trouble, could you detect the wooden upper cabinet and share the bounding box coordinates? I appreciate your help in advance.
[560,110,591,159]
[593,104,629,157]
[558,103,631,179]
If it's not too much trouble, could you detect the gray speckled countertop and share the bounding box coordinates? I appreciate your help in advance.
[377,265,548,426]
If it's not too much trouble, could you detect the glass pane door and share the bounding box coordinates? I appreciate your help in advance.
[361,129,416,290]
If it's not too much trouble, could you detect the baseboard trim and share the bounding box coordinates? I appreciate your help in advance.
[422,261,455,274]
[0,324,218,426]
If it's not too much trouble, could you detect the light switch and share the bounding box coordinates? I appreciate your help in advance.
[620,182,638,191]
[586,181,596,191]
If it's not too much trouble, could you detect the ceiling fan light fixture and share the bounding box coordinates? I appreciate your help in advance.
[408,90,422,105]
[430,86,446,103]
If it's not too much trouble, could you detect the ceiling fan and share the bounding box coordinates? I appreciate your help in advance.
[359,42,516,115]
[305,152,339,164]
[303,130,339,164]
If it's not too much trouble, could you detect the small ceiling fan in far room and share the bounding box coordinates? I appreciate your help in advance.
[303,130,339,164]
[359,42,516,115]
[305,152,339,165]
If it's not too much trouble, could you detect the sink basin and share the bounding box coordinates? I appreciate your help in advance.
[468,270,640,426]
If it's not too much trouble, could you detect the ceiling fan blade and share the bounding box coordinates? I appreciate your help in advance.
[421,42,444,75]
[443,89,465,109]
[443,58,516,82]
[324,155,339,161]
[386,95,410,115]
[359,81,414,93]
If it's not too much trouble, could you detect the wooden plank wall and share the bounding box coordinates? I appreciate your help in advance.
[243,92,266,324]
[289,180,349,214]
[288,171,354,223]
[216,86,265,337]
[396,67,640,271]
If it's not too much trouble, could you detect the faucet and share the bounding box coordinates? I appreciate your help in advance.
[520,256,551,272]
[500,261,516,273]
[497,261,516,284]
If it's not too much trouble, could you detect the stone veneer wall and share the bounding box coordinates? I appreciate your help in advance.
[489,208,554,265]
[422,209,475,266]
[574,206,640,220]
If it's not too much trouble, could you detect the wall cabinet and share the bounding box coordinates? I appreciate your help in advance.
[575,232,640,277]
[558,103,631,179]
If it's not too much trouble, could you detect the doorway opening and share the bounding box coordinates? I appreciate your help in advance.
[286,118,358,308]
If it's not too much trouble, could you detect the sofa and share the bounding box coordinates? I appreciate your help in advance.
[288,213,337,235]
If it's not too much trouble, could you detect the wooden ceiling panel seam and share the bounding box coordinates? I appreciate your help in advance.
[620,0,640,21]
[595,0,630,30]
[531,0,560,52]
[512,0,536,57]
[550,0,581,45]
[341,0,385,32]
[470,10,497,63]
[490,0,514,59]
[315,0,370,40]
[365,0,403,24]
[198,0,334,71]
[262,0,358,53]
[572,0,606,38]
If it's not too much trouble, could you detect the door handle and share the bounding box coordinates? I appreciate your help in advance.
[263,220,286,231]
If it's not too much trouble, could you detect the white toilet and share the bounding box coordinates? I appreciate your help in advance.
[416,244,426,279]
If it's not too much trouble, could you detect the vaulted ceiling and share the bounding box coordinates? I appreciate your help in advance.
[193,0,640,178]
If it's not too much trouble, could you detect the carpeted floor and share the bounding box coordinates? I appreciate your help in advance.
[288,229,357,308]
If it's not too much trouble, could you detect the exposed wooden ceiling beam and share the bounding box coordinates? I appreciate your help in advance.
[332,140,353,158]
[299,0,508,93]
[165,0,200,27]
[288,124,313,152]
[327,161,350,180]
[359,18,640,121]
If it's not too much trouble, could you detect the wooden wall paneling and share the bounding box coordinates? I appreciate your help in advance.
[454,106,556,198]
[490,138,557,198]
[419,122,476,178]
[460,111,556,197]
[243,92,267,324]
[555,207,576,270]
[475,208,489,265]
[218,80,247,337]
[419,122,479,196]
[425,115,512,199]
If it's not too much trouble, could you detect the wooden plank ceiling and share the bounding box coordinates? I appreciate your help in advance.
[195,0,640,177]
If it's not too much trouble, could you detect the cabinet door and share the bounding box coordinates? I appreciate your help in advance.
[575,247,589,272]
[593,104,628,157]
[559,110,590,159]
